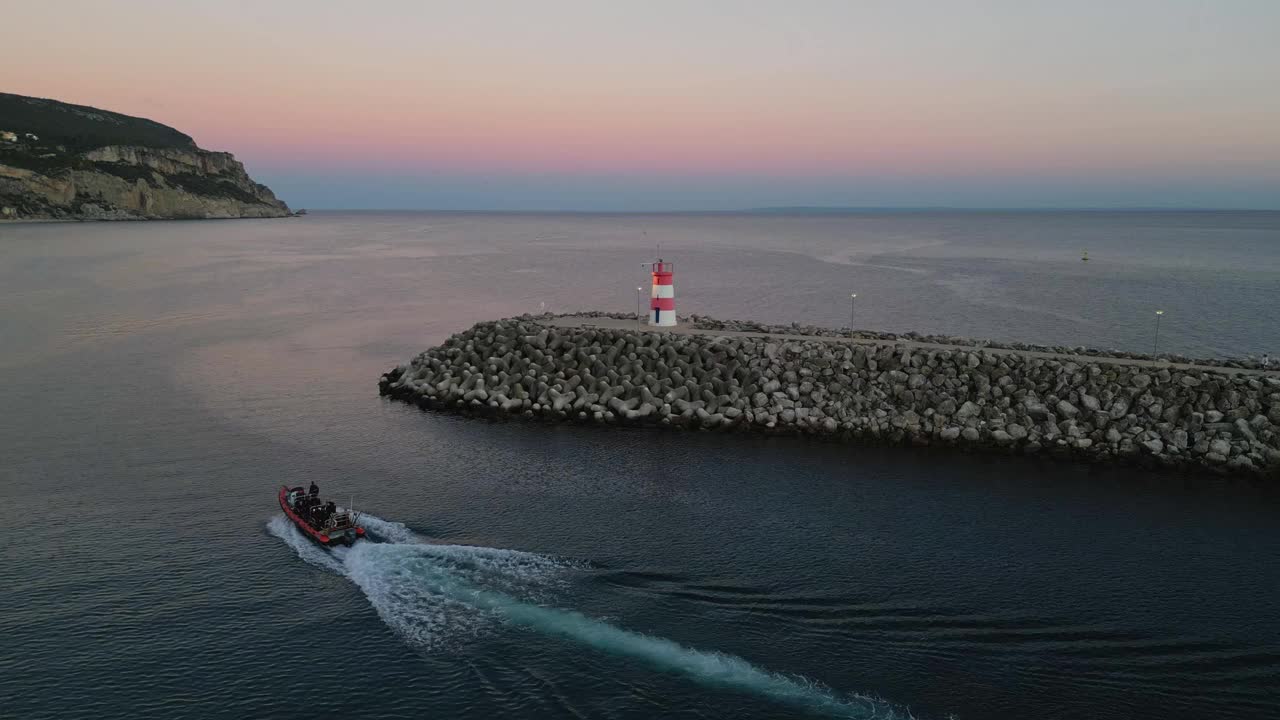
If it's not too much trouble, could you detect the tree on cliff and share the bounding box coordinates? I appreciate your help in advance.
[0,93,195,152]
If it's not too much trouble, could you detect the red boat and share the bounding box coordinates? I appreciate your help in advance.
[278,485,366,547]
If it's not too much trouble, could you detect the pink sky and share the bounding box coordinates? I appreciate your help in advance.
[5,1,1279,208]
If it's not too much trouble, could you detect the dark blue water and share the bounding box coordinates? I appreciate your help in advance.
[2,211,1279,719]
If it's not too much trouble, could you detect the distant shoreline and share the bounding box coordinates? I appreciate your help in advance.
[0,216,294,225]
[7,208,1276,223]
[0,214,300,226]
[740,206,1280,214]
[233,207,1280,216]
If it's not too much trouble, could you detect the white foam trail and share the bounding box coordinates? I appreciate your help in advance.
[358,512,579,590]
[357,513,419,544]
[270,514,910,719]
[267,515,345,573]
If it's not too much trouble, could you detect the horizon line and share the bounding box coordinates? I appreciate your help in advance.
[293,206,1280,214]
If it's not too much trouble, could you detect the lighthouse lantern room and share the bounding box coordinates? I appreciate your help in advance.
[649,259,676,327]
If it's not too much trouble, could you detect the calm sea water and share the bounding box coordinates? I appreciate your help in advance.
[2,211,1278,720]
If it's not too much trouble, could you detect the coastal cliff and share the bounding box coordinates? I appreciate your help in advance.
[0,93,289,221]
[381,314,1280,478]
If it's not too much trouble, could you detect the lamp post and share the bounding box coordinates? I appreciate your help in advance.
[849,293,857,329]
[638,262,651,328]
[1153,310,1164,355]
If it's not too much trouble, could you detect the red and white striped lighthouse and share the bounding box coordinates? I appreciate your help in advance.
[649,258,676,327]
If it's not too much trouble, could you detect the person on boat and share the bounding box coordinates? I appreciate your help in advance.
[309,481,319,498]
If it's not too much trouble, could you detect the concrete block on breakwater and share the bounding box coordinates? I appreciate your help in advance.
[379,313,1280,477]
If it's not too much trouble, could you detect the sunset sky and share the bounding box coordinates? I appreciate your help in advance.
[5,1,1279,210]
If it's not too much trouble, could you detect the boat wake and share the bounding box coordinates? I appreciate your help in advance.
[267,514,914,719]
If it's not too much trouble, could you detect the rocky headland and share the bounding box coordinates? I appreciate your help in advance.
[380,314,1280,477]
[0,92,289,221]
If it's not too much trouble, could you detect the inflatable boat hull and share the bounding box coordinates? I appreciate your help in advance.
[278,485,366,547]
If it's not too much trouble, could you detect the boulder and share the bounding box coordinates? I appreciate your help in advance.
[1234,418,1257,443]
[1227,455,1255,472]
[1025,402,1050,421]
[1109,399,1130,419]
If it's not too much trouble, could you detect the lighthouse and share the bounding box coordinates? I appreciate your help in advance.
[649,258,676,327]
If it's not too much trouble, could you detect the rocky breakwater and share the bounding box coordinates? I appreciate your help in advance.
[380,317,1280,477]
